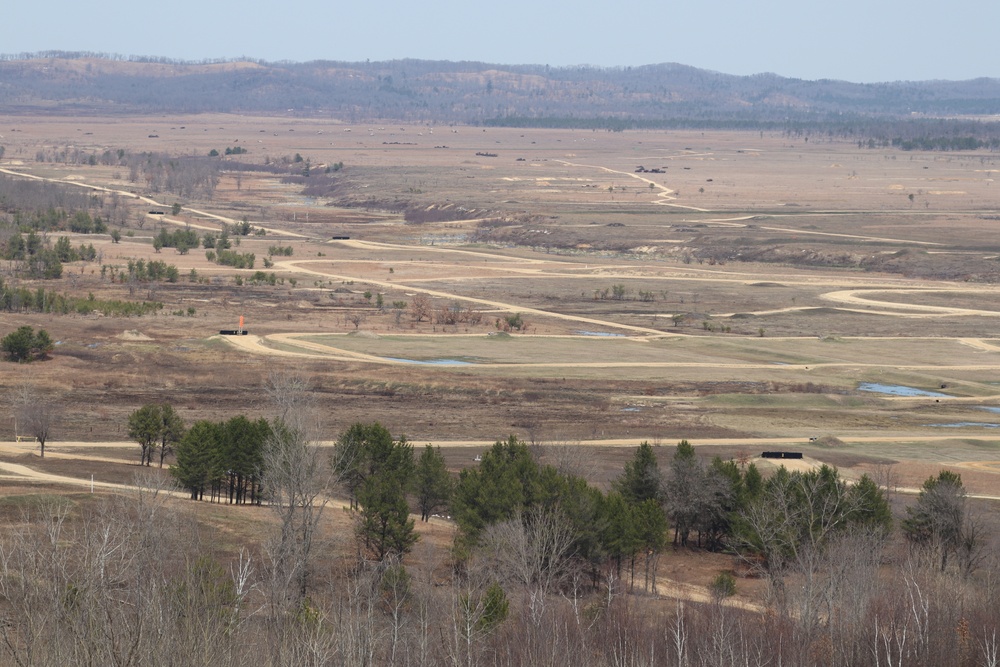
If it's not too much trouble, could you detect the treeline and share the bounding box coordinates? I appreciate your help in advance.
[1,206,107,234]
[0,279,161,316]
[0,175,95,225]
[1,233,64,278]
[1,325,53,362]
[892,135,1000,151]
[3,417,998,665]
[0,173,135,236]
[103,258,180,284]
[3,232,96,263]
[29,147,222,199]
[0,231,97,278]
[170,418,448,562]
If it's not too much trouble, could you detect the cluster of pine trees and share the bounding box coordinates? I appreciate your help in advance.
[170,415,272,503]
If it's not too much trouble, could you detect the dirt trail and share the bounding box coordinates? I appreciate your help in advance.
[552,160,946,246]
[274,259,669,336]
[822,289,1000,317]
[0,459,186,496]
[0,167,305,238]
[221,330,1000,373]
[553,159,708,212]
[961,339,1000,353]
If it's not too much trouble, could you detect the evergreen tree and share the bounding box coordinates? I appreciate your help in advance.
[357,462,417,560]
[452,436,542,547]
[666,439,701,546]
[848,474,893,534]
[1,326,54,362]
[413,444,452,521]
[732,464,891,576]
[220,416,270,504]
[612,441,662,504]
[902,470,967,571]
[334,422,396,509]
[598,492,640,577]
[172,420,223,500]
[336,422,417,560]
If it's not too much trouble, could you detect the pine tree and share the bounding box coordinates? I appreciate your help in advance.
[612,441,662,504]
[336,422,417,561]
[902,470,966,571]
[172,420,223,500]
[452,436,542,546]
[414,444,452,521]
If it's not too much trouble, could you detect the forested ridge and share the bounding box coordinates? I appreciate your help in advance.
[2,52,1000,136]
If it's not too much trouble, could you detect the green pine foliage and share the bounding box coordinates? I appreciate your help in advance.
[171,416,271,504]
[333,422,418,560]
[0,279,162,316]
[126,403,186,468]
[1,325,54,362]
[452,436,546,548]
[414,444,452,521]
[154,227,199,253]
[612,441,662,504]
[213,249,255,269]
[901,470,967,571]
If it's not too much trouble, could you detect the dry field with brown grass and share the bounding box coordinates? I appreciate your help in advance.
[3,114,1000,603]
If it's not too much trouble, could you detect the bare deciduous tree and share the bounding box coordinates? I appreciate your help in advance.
[346,311,367,330]
[262,422,331,602]
[410,293,432,322]
[480,506,576,624]
[12,384,57,458]
[262,370,315,431]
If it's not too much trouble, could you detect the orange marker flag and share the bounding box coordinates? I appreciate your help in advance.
[239,315,244,330]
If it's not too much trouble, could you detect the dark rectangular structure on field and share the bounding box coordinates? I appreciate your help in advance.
[219,330,249,335]
[761,451,803,459]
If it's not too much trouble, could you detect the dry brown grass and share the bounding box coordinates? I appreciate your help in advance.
[0,115,999,502]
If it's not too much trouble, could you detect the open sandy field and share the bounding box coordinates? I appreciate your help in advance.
[2,114,1000,502]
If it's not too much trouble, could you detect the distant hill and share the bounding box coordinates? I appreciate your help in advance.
[1,53,999,134]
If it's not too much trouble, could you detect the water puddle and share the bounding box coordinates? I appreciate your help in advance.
[858,383,950,398]
[929,422,1000,428]
[576,331,626,337]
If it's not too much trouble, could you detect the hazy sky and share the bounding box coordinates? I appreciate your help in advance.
[8,0,997,83]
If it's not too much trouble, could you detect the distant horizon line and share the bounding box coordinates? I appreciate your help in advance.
[1,50,995,87]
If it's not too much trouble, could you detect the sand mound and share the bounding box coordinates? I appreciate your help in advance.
[348,330,380,339]
[119,330,153,341]
[814,435,845,448]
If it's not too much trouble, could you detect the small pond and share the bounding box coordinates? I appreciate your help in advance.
[858,383,950,398]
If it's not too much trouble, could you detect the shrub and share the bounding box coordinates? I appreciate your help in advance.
[709,571,737,600]
[2,326,54,362]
